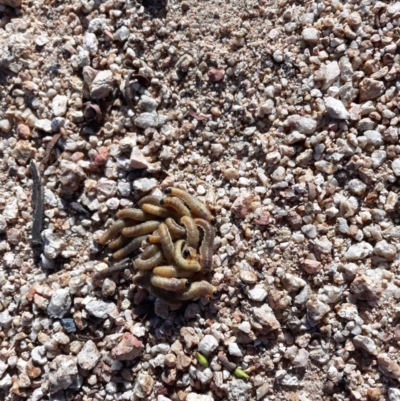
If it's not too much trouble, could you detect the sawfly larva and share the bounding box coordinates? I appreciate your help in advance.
[137,195,162,207]
[141,203,176,219]
[176,281,219,300]
[134,249,165,270]
[108,235,131,251]
[160,197,191,217]
[122,220,160,237]
[140,244,160,260]
[180,216,200,249]
[112,235,147,261]
[194,218,215,272]
[150,275,190,292]
[132,274,182,307]
[174,239,201,272]
[158,223,175,264]
[164,187,215,223]
[98,219,127,245]
[116,208,154,221]
[152,265,195,278]
[165,218,186,238]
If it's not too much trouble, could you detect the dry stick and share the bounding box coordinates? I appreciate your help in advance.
[30,160,44,257]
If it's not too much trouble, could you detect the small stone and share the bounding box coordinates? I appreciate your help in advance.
[186,394,214,401]
[132,178,158,193]
[282,273,306,292]
[114,26,130,41]
[315,161,337,174]
[16,124,31,139]
[348,179,367,196]
[52,95,68,117]
[196,368,213,384]
[180,327,199,348]
[227,377,252,401]
[359,78,385,102]
[301,224,318,239]
[306,296,330,327]
[350,275,382,301]
[139,95,158,112]
[322,61,340,90]
[383,127,398,144]
[377,354,400,380]
[336,303,358,320]
[374,240,397,261]
[228,343,243,357]
[302,259,322,274]
[49,355,78,392]
[238,321,251,334]
[271,166,286,181]
[286,115,317,134]
[230,193,254,218]
[12,140,35,165]
[198,335,219,356]
[47,289,71,318]
[252,304,280,332]
[133,373,154,398]
[61,318,76,333]
[176,353,191,370]
[324,97,349,119]
[90,70,113,99]
[239,271,258,285]
[77,340,101,370]
[247,285,267,302]
[34,119,53,133]
[364,130,383,147]
[345,242,373,261]
[302,27,320,43]
[102,278,116,297]
[85,299,117,319]
[0,119,11,133]
[208,68,225,82]
[0,310,12,328]
[134,112,166,129]
[392,158,400,176]
[130,148,149,169]
[91,146,108,168]
[112,333,143,360]
[353,335,377,355]
[388,388,400,401]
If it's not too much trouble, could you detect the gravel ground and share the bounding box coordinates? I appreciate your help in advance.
[1,0,400,400]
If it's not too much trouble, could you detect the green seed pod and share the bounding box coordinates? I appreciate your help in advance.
[196,352,209,367]
[234,367,249,380]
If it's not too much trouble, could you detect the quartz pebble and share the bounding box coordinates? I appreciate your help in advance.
[198,335,219,356]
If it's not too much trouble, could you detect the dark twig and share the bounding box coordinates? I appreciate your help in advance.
[30,160,44,257]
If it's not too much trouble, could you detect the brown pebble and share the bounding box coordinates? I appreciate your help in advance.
[239,271,258,285]
[367,387,381,401]
[208,67,225,82]
[17,124,31,139]
[302,259,322,274]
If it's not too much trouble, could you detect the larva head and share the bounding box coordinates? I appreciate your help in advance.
[183,249,190,259]
[212,289,220,298]
[185,280,191,287]
[159,199,165,205]
[164,187,173,195]
[210,217,217,225]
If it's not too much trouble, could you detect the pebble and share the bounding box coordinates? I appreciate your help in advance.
[344,242,373,261]
[352,335,377,355]
[302,259,322,274]
[198,335,219,356]
[359,78,385,102]
[133,373,154,398]
[239,271,258,285]
[230,193,254,218]
[139,95,158,112]
[324,97,349,119]
[90,70,113,99]
[49,355,78,392]
[196,368,213,384]
[322,61,340,90]
[247,285,267,302]
[227,378,252,401]
[228,343,243,357]
[302,27,319,43]
[112,333,143,361]
[34,119,54,133]
[130,148,149,169]
[47,289,71,319]
[286,115,317,135]
[132,178,158,193]
[84,299,117,319]
[186,394,214,401]
[364,130,383,147]
[180,327,199,348]
[374,240,396,261]
[134,112,166,129]
[306,296,330,327]
[52,95,68,117]
[389,388,400,401]
[377,354,400,380]
[336,303,358,320]
[114,26,130,42]
[0,119,11,133]
[350,275,382,301]
[391,158,400,176]
[77,340,101,370]
[208,68,225,82]
[252,305,280,332]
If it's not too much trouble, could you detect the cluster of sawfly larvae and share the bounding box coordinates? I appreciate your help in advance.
[97,187,219,307]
